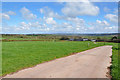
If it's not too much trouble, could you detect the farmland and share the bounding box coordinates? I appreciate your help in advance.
[2,41,105,76]
[1,34,116,41]
[1,34,119,79]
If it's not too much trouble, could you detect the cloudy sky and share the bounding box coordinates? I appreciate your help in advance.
[1,2,118,34]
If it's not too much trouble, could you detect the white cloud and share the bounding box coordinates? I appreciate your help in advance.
[87,20,118,33]
[40,7,62,19]
[40,2,99,20]
[39,6,87,32]
[104,26,113,29]
[28,22,41,27]
[40,7,55,17]
[104,26,118,33]
[57,0,89,2]
[17,21,48,31]
[2,18,118,34]
[1,13,10,20]
[45,17,56,25]
[61,2,99,17]
[49,22,74,33]
[65,17,86,30]
[0,11,16,21]
[57,0,119,2]
[66,17,84,23]
[104,14,118,23]
[96,20,109,26]
[20,7,37,20]
[6,11,16,15]
[66,17,85,26]
[62,22,73,28]
[2,4,118,33]
[20,22,30,30]
[47,17,88,33]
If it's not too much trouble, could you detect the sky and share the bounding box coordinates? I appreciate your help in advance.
[0,2,118,34]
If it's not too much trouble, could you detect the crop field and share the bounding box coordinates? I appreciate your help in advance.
[2,41,105,76]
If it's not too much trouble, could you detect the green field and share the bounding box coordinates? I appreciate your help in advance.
[2,41,105,76]
[2,41,119,79]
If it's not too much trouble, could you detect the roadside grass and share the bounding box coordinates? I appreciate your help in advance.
[2,41,104,76]
[104,42,119,80]
[111,45,119,80]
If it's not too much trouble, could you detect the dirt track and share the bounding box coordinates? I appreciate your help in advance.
[4,46,112,78]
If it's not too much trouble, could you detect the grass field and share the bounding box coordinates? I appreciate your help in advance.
[2,41,105,76]
[2,41,119,79]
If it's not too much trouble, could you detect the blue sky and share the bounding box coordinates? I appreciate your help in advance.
[1,2,118,34]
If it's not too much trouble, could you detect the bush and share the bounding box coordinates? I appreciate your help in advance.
[60,37,69,40]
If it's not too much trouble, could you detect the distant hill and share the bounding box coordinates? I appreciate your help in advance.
[54,33,119,36]
[1,33,119,36]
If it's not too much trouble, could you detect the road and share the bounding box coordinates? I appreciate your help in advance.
[4,46,112,78]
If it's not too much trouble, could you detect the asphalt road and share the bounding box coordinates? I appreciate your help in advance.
[4,46,112,78]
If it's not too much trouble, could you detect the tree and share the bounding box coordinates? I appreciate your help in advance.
[97,37,101,40]
[60,37,69,40]
[111,36,117,41]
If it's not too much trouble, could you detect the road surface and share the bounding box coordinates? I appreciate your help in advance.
[4,46,112,78]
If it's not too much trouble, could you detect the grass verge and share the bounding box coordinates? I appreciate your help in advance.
[109,43,119,80]
[104,42,119,80]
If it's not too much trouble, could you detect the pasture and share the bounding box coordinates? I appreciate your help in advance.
[2,41,105,76]
[1,34,119,79]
